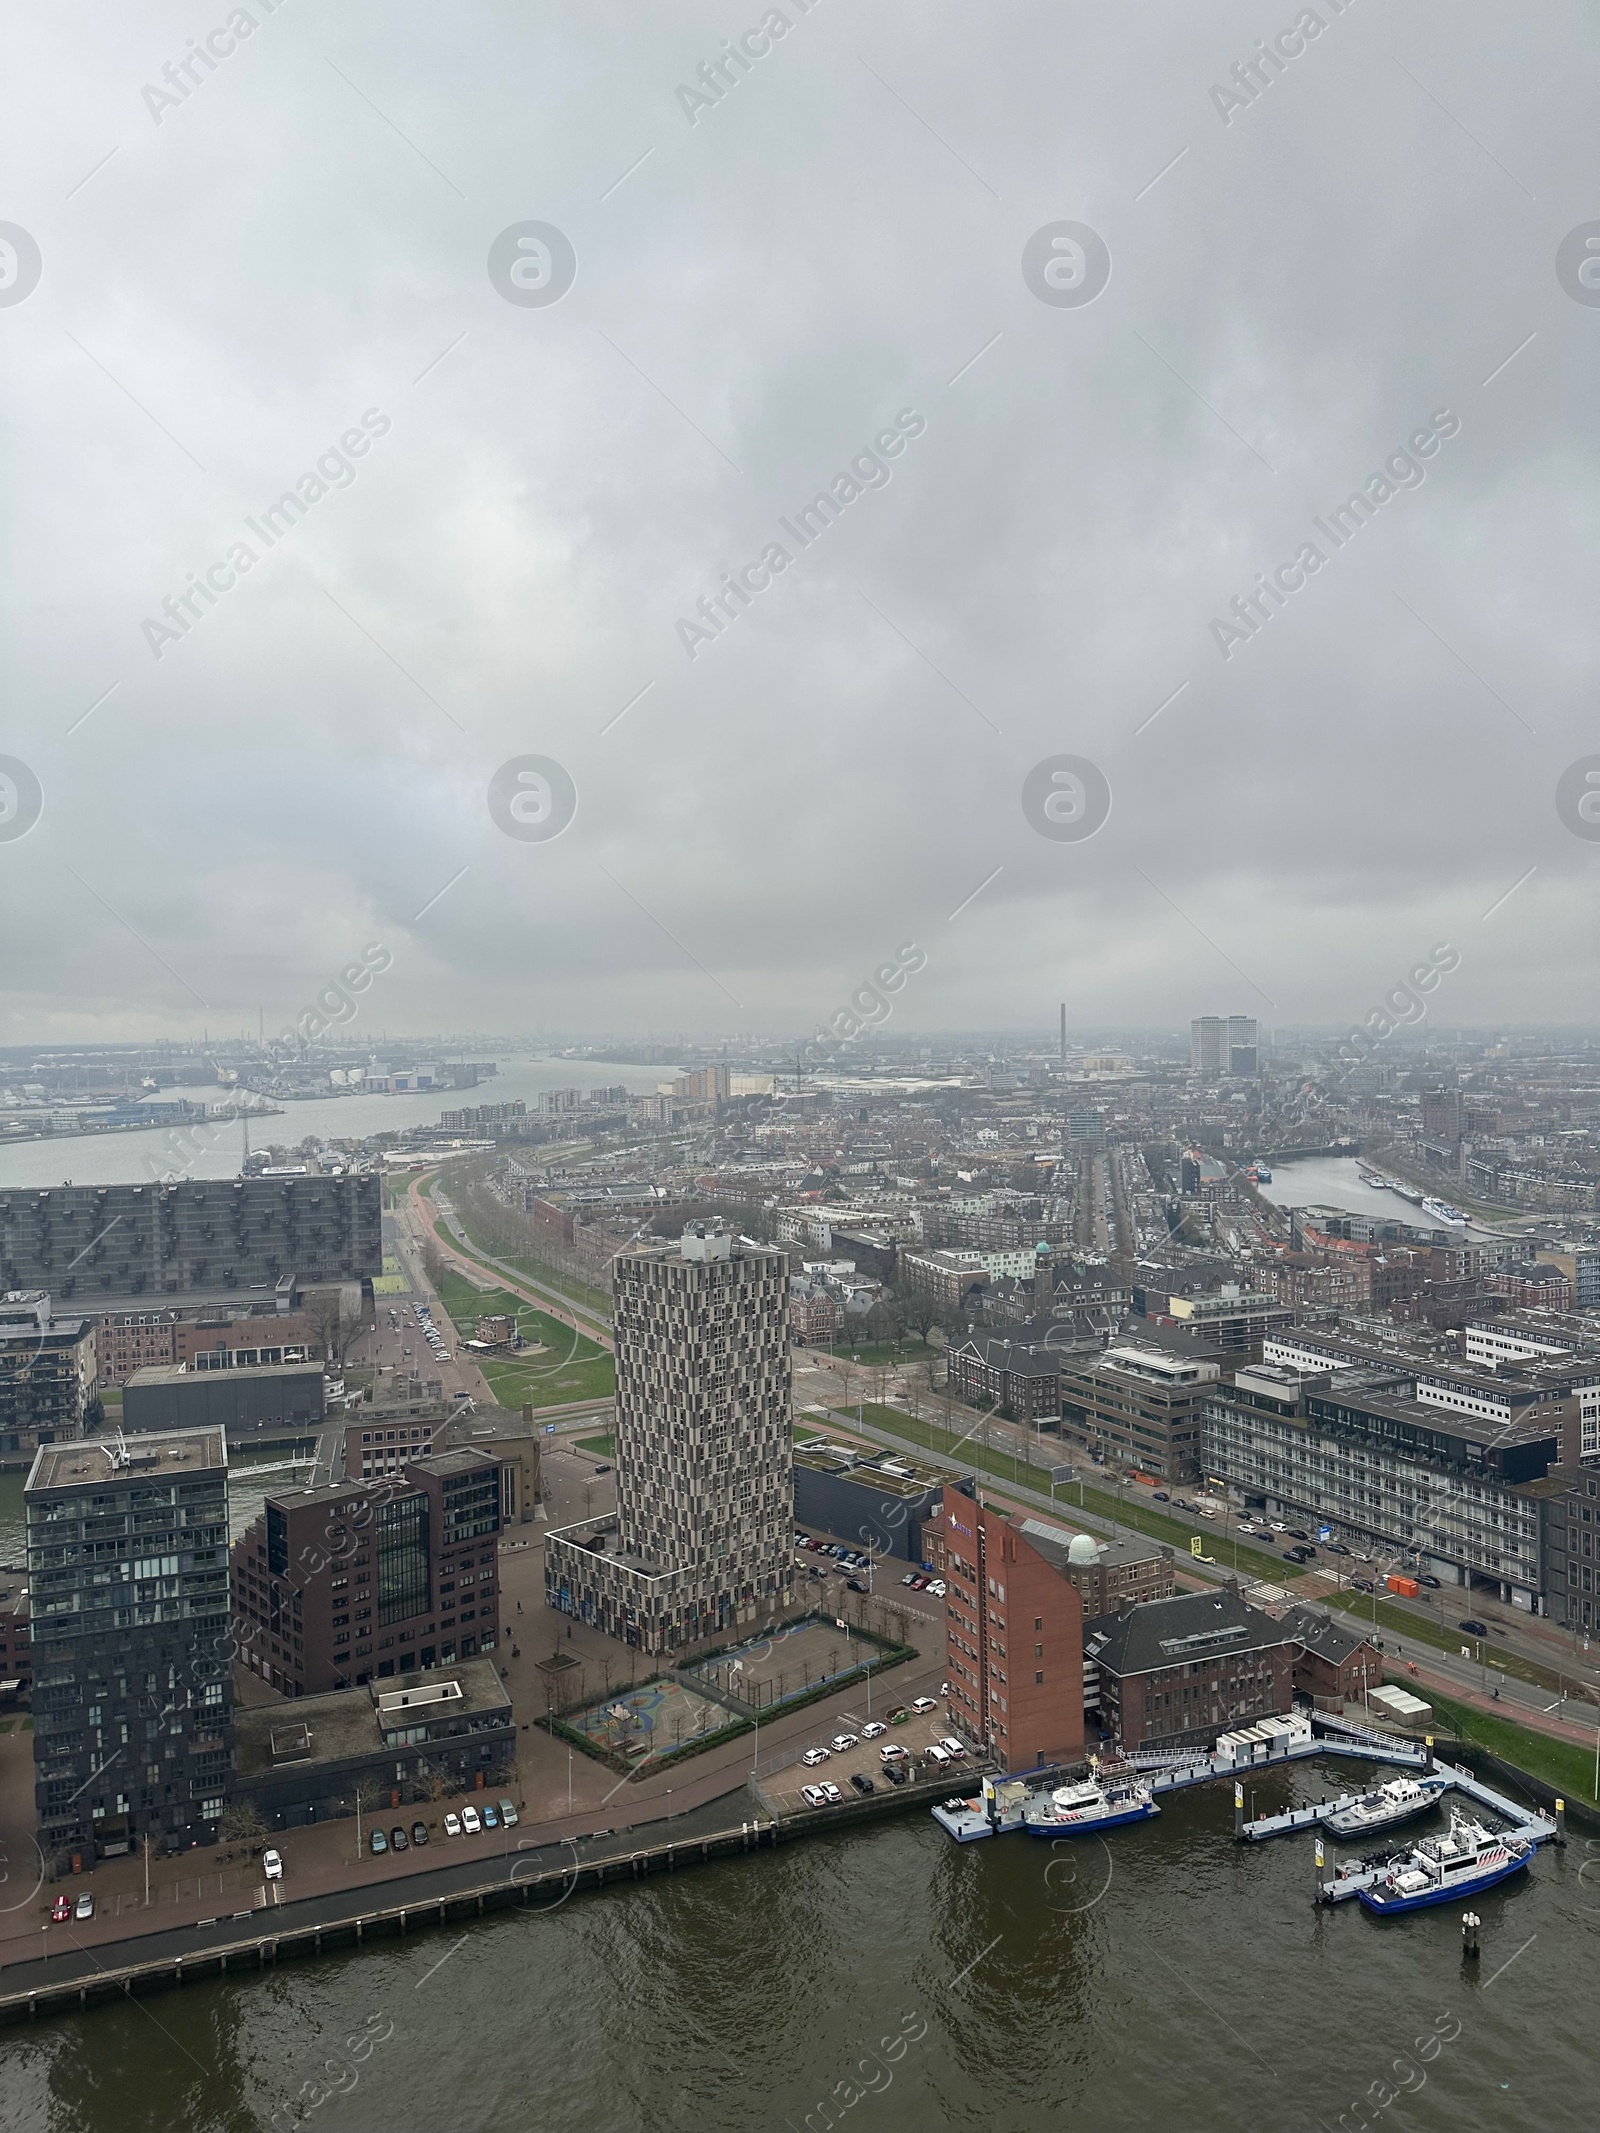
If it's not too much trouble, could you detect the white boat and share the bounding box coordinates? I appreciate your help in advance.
[1024,1772,1159,1836]
[1323,1775,1446,1840]
[1359,1811,1531,1916]
[1420,1197,1466,1225]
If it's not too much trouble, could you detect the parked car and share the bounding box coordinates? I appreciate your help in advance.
[370,1829,388,1855]
[1151,1490,1170,1501]
[801,1783,827,1808]
[498,1798,519,1826]
[1352,1578,1375,1594]
[390,1826,408,1852]
[75,1892,94,1921]
[444,1812,462,1837]
[882,1760,908,1786]
[808,1567,825,1580]
[1459,1619,1489,1637]
[909,1575,928,1589]
[1285,1528,1308,1541]
[1418,1573,1441,1588]
[51,1896,71,1923]
[939,1736,968,1758]
[862,1721,887,1739]
[846,1578,867,1593]
[1326,1542,1350,1557]
[887,1706,910,1724]
[927,1581,948,1597]
[830,1734,858,1753]
[880,1743,910,1762]
[900,1572,918,1585]
[461,1805,482,1834]
[263,1848,283,1881]
[820,1782,844,1804]
[911,1696,937,1714]
[850,1773,875,1795]
[801,1747,831,1767]
[594,1465,611,1475]
[1283,1551,1304,1563]
[411,1822,429,1847]
[926,1744,952,1765]
[483,1806,499,1830]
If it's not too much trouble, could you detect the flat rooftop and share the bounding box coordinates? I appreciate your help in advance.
[28,1426,228,1491]
[234,1658,510,1778]
[125,1361,322,1387]
[793,1443,956,1497]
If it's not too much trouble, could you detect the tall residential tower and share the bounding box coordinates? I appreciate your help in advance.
[546,1222,793,1652]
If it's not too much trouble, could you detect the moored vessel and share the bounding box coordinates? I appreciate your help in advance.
[1357,1812,1531,1915]
[1323,1775,1446,1841]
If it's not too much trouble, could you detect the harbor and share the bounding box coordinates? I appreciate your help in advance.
[933,1711,1434,1844]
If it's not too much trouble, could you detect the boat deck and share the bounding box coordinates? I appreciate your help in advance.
[1316,1762,1558,1903]
[932,1717,1429,1845]
[1241,1774,1452,1842]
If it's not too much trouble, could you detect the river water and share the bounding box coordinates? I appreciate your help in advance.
[0,1059,671,1190]
[1255,1158,1502,1240]
[0,1771,1586,2133]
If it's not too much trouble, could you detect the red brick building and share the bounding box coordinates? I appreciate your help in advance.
[96,1309,320,1387]
[232,1448,507,1695]
[940,1485,1084,1774]
[1084,1589,1295,1753]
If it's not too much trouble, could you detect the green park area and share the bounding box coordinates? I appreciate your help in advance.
[575,1433,616,1457]
[433,1266,615,1410]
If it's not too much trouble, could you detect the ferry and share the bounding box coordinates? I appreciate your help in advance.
[1024,1773,1159,1836]
[1358,1812,1531,1916]
[1323,1775,1447,1841]
[1247,1161,1273,1184]
[1420,1197,1467,1226]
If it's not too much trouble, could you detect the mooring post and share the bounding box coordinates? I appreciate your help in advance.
[1555,1797,1566,1844]
[1234,1780,1244,1841]
[1314,1834,1325,1906]
[1462,1910,1480,1958]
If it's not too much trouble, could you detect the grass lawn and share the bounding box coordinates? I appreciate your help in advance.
[434,1267,615,1410]
[575,1433,616,1457]
[1419,1685,1600,1809]
[492,1251,612,1320]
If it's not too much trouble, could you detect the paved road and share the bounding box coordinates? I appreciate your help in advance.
[806,1399,1600,1743]
[0,1790,756,1998]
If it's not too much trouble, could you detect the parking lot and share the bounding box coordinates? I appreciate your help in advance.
[759,1698,971,1816]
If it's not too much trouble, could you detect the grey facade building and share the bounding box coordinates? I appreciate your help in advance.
[546,1223,793,1652]
[27,1427,233,1861]
[1202,1365,1555,1606]
[0,1175,381,1313]
[232,1661,514,1828]
[793,1445,952,1562]
[0,1293,98,1458]
[123,1361,325,1443]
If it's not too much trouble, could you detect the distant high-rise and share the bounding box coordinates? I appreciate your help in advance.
[546,1222,793,1652]
[27,1428,233,1862]
[1190,1017,1225,1074]
[1191,1015,1257,1076]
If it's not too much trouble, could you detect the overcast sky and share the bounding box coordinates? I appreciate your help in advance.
[2,1,1596,1049]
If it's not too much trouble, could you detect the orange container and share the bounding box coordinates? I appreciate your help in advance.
[1386,1574,1420,1599]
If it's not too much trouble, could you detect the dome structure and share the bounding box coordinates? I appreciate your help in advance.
[1066,1532,1101,1566]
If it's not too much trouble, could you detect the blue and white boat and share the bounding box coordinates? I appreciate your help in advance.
[1358,1812,1531,1916]
[1024,1772,1159,1836]
[1420,1197,1467,1226]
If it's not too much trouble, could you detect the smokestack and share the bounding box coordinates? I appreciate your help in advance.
[1059,1003,1066,1064]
